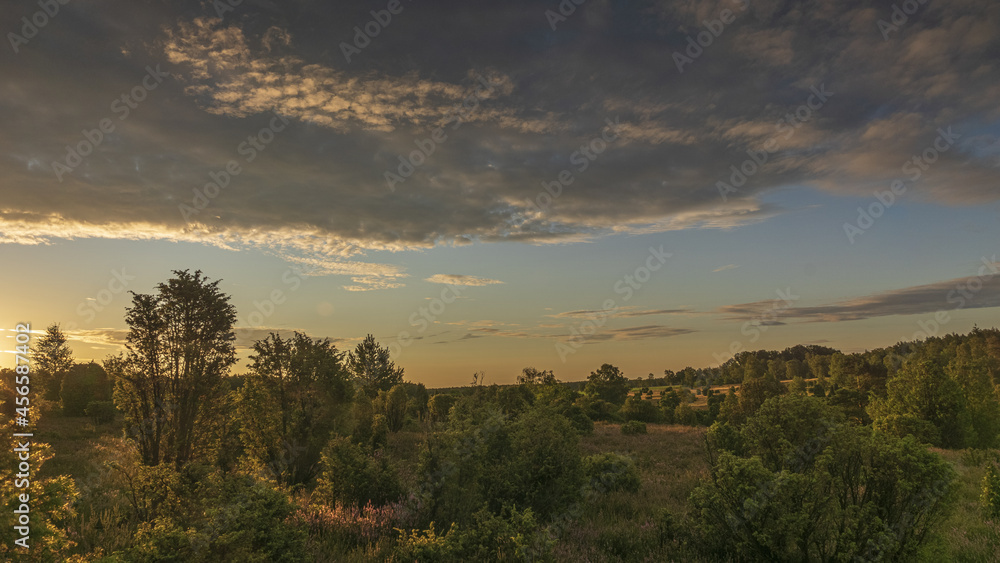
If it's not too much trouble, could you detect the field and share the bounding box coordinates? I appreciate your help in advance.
[38,413,999,561]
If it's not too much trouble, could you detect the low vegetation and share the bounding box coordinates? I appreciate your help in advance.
[2,270,999,561]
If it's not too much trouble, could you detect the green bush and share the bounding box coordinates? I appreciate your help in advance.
[315,437,402,509]
[982,463,1000,519]
[620,396,659,423]
[395,505,552,562]
[124,466,308,562]
[691,395,956,562]
[85,400,117,425]
[621,421,646,435]
[61,362,112,416]
[584,452,641,494]
[559,403,594,435]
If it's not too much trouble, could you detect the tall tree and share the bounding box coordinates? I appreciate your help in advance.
[347,334,404,398]
[583,363,630,405]
[107,270,237,467]
[238,331,352,485]
[34,323,74,401]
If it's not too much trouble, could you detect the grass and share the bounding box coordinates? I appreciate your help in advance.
[34,411,998,561]
[924,448,1000,562]
[555,422,710,561]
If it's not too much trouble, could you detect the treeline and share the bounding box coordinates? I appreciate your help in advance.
[1,269,998,561]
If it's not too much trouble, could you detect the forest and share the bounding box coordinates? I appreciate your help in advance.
[2,270,999,562]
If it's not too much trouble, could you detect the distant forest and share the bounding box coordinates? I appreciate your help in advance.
[2,270,999,561]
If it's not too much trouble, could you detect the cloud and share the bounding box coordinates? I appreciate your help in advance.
[2,0,1000,290]
[558,325,696,342]
[424,274,504,286]
[719,262,1000,323]
[551,307,689,319]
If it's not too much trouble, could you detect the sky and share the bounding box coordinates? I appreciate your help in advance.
[1,0,999,387]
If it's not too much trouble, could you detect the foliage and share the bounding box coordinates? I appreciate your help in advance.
[415,405,584,529]
[621,421,646,435]
[427,393,456,424]
[124,465,308,562]
[61,362,112,417]
[237,331,352,485]
[871,359,973,448]
[620,395,659,423]
[347,335,404,398]
[691,395,956,562]
[395,505,552,562]
[107,270,237,467]
[982,463,1000,519]
[0,408,78,562]
[314,436,403,510]
[584,452,641,494]
[34,323,74,402]
[85,400,117,425]
[375,384,410,433]
[583,364,630,406]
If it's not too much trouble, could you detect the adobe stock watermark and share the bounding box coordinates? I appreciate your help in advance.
[51,65,171,182]
[388,283,465,360]
[179,113,290,221]
[544,0,587,31]
[241,266,309,327]
[7,0,70,54]
[905,255,999,342]
[878,0,931,41]
[211,0,245,20]
[340,0,411,63]
[843,127,959,244]
[62,268,137,332]
[717,85,833,202]
[672,0,749,73]
[556,245,673,361]
[711,288,800,365]
[384,74,501,192]
[526,117,624,214]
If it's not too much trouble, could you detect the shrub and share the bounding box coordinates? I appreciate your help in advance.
[620,396,659,423]
[315,437,402,509]
[395,506,552,562]
[621,421,646,435]
[584,452,641,494]
[85,400,117,425]
[126,467,308,562]
[691,395,956,562]
[559,403,594,435]
[61,362,112,416]
[982,463,1000,519]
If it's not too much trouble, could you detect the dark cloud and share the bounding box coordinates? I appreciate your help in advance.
[720,262,1000,323]
[3,0,999,288]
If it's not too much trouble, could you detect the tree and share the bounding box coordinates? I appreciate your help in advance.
[620,395,658,423]
[315,436,402,509]
[237,331,353,485]
[583,363,630,405]
[871,359,971,448]
[34,323,74,402]
[347,334,404,398]
[107,270,237,467]
[784,359,806,381]
[428,393,457,424]
[61,361,111,416]
[517,367,556,386]
[692,395,956,562]
[806,353,829,383]
[375,384,410,432]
